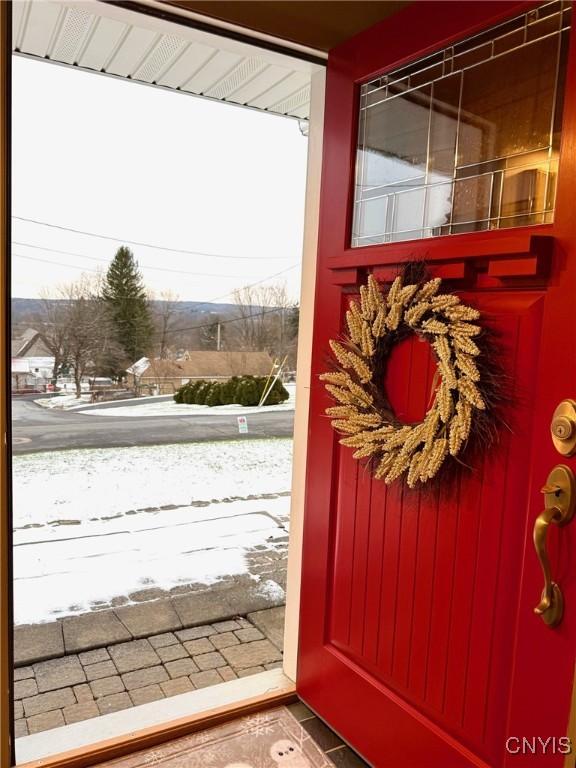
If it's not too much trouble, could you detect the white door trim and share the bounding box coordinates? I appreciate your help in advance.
[282,68,326,683]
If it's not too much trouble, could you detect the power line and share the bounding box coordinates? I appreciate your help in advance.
[12,241,249,278]
[13,215,292,261]
[12,253,299,311]
[13,252,103,274]
[150,304,294,338]
[177,264,299,312]
[14,252,246,296]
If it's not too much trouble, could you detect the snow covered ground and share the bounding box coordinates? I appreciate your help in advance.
[13,439,293,625]
[35,384,296,416]
[35,393,93,409]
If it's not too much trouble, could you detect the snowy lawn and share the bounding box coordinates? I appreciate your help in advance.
[13,439,293,625]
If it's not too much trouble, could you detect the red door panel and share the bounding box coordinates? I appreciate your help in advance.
[298,2,576,766]
[321,294,543,767]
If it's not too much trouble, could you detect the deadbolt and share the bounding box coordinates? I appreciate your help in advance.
[550,400,576,456]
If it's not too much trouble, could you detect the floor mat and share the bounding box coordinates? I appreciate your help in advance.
[98,707,335,767]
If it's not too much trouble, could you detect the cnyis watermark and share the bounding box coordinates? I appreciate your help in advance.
[505,737,572,755]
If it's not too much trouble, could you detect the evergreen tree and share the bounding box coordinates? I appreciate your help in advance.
[102,247,153,366]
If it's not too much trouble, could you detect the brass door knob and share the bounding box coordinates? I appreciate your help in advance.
[550,400,576,456]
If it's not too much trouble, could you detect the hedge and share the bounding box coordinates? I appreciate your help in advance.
[174,375,289,408]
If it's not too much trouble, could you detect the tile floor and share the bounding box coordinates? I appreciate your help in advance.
[287,701,370,767]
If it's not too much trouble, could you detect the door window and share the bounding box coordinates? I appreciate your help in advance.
[352,1,571,246]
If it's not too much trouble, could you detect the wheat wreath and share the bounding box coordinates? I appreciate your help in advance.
[320,263,503,489]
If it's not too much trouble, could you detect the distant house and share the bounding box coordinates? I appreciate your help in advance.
[11,358,37,392]
[126,351,275,394]
[11,356,55,392]
[11,329,55,391]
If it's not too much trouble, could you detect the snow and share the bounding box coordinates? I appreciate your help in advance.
[257,579,287,603]
[13,439,293,625]
[35,394,92,409]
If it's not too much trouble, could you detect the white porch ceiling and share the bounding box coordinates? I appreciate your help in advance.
[12,0,318,119]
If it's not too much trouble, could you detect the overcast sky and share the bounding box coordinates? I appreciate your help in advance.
[11,55,308,302]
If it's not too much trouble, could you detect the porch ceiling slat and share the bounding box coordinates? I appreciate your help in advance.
[225,63,292,106]
[132,33,187,83]
[77,16,128,72]
[19,1,64,58]
[105,25,159,77]
[204,56,266,100]
[156,40,215,88]
[247,70,309,109]
[181,49,241,94]
[268,84,310,116]
[50,6,94,65]
[12,0,27,51]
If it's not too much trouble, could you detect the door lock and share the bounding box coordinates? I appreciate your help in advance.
[550,399,576,456]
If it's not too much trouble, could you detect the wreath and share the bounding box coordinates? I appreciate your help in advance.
[320,263,503,488]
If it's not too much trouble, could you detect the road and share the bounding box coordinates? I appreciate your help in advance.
[11,398,294,453]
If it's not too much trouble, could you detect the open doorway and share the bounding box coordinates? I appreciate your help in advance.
[10,2,323,761]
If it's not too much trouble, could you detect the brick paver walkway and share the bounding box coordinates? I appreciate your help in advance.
[15,609,284,738]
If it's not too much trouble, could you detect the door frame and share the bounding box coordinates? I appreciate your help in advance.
[0,2,327,765]
[1,2,13,765]
[283,66,325,682]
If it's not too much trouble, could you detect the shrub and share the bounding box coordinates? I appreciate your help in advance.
[190,380,206,402]
[236,376,260,407]
[178,379,206,404]
[194,381,211,405]
[220,376,240,405]
[205,382,223,407]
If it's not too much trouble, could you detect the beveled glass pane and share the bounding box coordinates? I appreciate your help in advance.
[352,1,571,246]
[452,175,492,226]
[393,188,426,237]
[428,74,460,176]
[457,35,559,167]
[361,84,431,192]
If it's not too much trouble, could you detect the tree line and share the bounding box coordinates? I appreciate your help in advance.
[34,247,299,396]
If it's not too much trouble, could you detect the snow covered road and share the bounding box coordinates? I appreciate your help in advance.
[13,439,293,625]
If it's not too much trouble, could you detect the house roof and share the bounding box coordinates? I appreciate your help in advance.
[134,351,274,378]
[12,328,51,357]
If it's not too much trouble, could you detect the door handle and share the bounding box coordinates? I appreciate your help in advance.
[533,465,575,627]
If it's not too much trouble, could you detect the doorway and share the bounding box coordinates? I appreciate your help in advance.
[6,2,325,763]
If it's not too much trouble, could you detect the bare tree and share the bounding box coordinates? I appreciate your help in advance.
[151,290,180,359]
[57,276,122,397]
[36,290,72,385]
[231,283,298,358]
[231,285,273,352]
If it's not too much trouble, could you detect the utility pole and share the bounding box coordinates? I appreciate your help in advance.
[216,322,221,351]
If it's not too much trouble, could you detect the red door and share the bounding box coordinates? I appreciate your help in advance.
[298,2,576,766]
